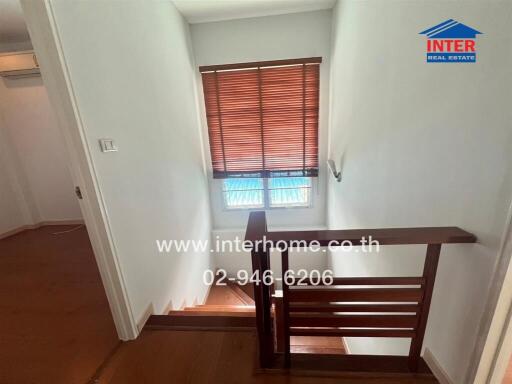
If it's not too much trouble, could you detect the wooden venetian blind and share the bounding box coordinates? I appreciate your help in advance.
[200,57,320,179]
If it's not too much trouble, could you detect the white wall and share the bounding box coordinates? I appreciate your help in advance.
[0,76,81,225]
[191,10,332,231]
[328,1,512,383]
[49,0,213,320]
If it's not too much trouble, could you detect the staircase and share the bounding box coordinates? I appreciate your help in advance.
[165,282,346,355]
[142,283,257,330]
[170,305,256,317]
[169,282,255,316]
[142,210,476,378]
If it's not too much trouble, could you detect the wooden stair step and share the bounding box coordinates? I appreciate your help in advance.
[290,345,346,354]
[227,282,255,305]
[189,305,255,312]
[145,314,256,331]
[290,336,344,348]
[169,310,255,317]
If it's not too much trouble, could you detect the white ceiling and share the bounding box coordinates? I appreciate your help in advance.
[0,0,336,49]
[173,0,336,24]
[0,0,30,46]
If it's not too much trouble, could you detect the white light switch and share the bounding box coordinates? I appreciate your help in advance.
[99,138,117,152]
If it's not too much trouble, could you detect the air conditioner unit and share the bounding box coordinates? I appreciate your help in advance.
[0,51,40,79]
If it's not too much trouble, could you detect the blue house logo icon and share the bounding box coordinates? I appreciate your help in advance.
[419,19,482,63]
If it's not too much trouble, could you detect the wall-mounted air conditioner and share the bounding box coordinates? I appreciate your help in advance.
[0,51,40,79]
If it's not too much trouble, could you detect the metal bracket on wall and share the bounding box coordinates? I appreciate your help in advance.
[327,159,342,182]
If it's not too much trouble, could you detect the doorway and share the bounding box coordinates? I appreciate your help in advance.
[0,3,120,382]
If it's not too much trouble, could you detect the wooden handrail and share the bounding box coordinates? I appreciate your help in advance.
[291,276,425,286]
[245,211,477,373]
[247,225,476,246]
[245,211,267,242]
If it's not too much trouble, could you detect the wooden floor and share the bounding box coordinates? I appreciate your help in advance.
[504,357,512,383]
[0,226,119,384]
[291,336,345,354]
[96,329,437,384]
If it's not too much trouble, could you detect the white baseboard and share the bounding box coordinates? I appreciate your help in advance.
[38,219,84,226]
[164,298,187,313]
[0,225,33,240]
[137,302,154,333]
[423,348,455,384]
[164,283,210,314]
[200,281,213,305]
[0,219,85,240]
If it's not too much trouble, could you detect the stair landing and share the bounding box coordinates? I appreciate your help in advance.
[163,284,345,355]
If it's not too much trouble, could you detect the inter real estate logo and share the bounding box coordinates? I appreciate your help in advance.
[419,19,482,63]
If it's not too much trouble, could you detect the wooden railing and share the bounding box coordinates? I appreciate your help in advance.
[245,211,477,373]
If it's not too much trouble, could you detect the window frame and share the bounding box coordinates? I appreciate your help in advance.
[221,177,313,211]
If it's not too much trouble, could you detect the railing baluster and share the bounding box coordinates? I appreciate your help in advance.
[408,243,442,372]
[281,249,291,368]
[261,245,274,363]
[251,248,271,367]
[247,211,273,368]
[273,294,284,353]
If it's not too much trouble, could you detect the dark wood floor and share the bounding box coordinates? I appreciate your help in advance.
[96,330,437,384]
[0,226,119,384]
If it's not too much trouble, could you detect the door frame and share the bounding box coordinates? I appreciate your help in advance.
[20,0,138,340]
[472,209,512,383]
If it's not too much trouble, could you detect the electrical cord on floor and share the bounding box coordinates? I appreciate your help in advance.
[51,224,84,235]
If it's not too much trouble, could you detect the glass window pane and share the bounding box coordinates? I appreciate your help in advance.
[223,178,264,209]
[268,177,311,189]
[268,177,311,208]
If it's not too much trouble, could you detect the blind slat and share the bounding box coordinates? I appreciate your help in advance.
[201,59,320,179]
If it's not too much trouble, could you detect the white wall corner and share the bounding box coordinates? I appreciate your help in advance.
[423,348,455,384]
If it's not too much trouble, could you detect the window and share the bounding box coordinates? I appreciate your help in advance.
[200,57,320,209]
[223,177,312,210]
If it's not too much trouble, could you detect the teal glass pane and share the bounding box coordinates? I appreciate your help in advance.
[268,177,311,207]
[223,178,264,209]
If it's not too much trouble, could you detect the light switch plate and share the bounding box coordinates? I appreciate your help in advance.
[99,138,117,152]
